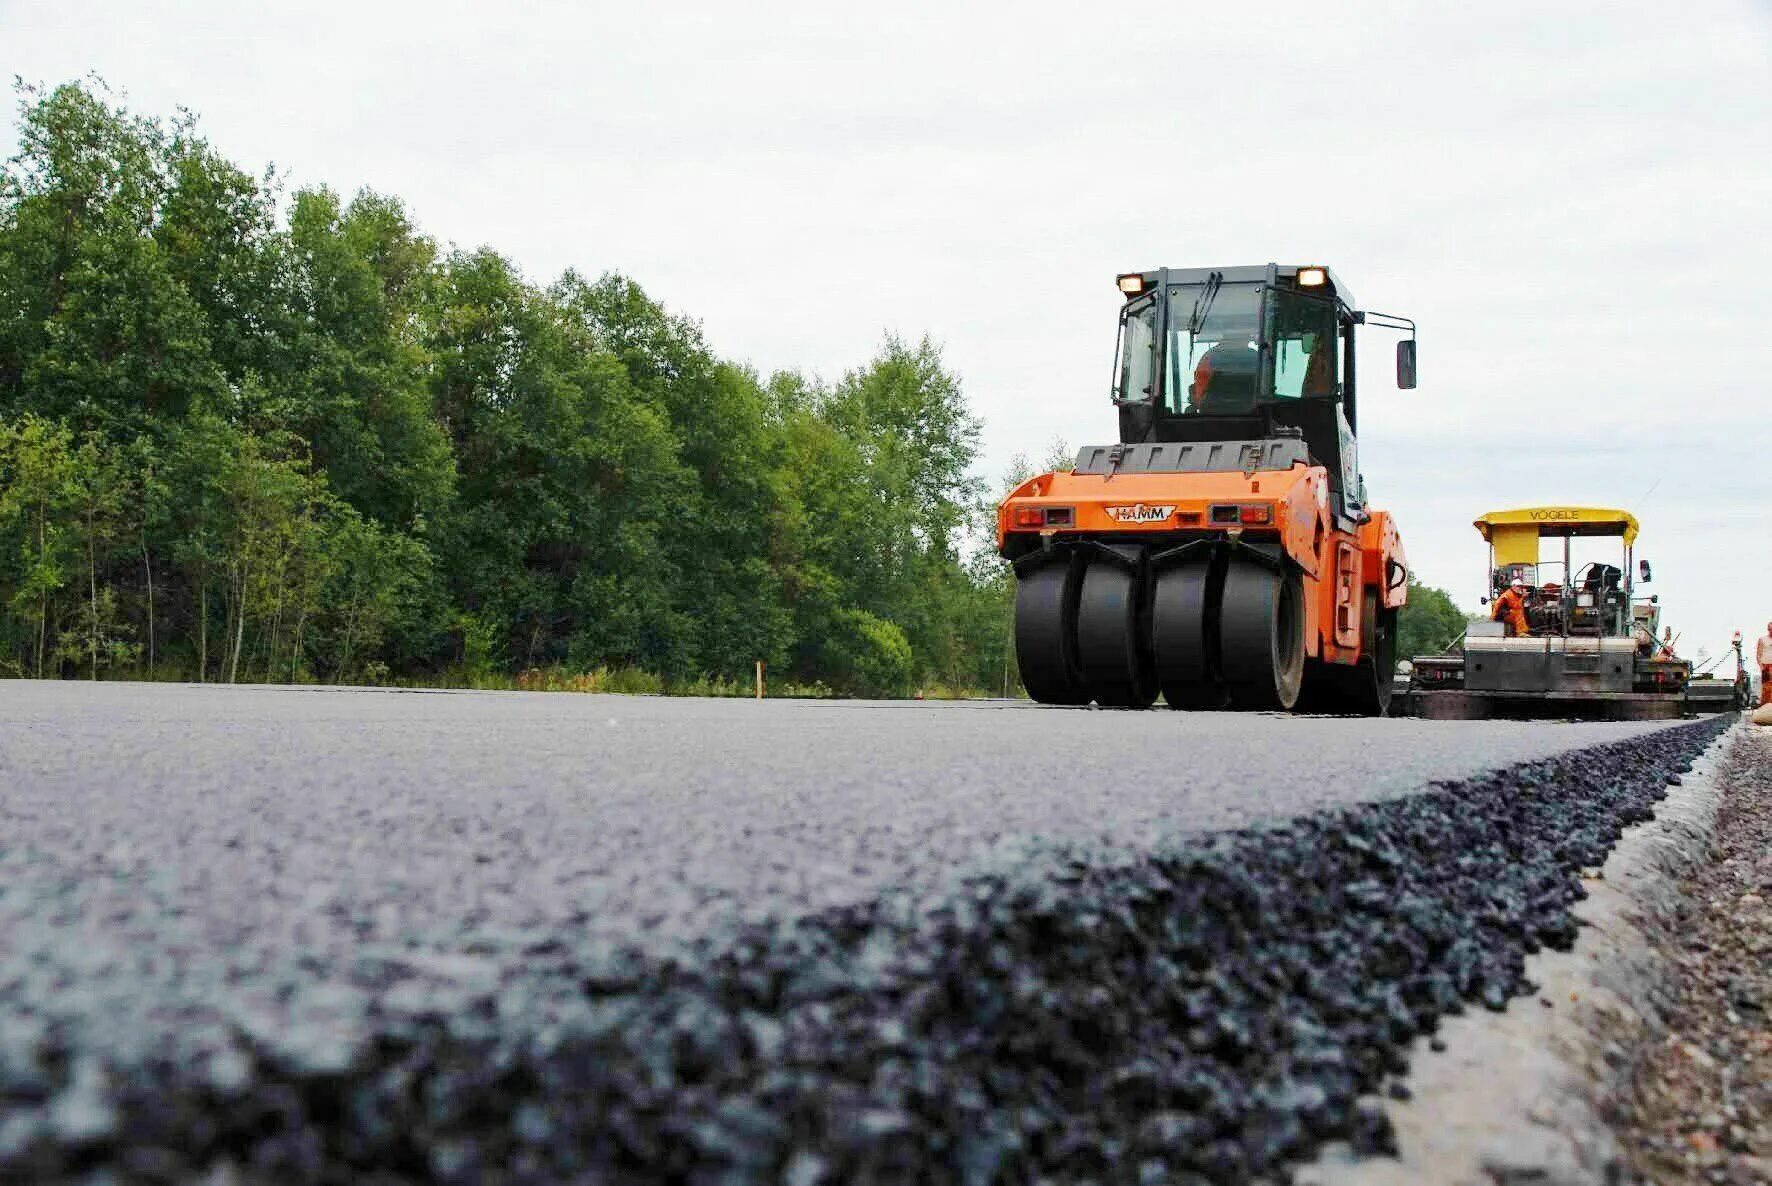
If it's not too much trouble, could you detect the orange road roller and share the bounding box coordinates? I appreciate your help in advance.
[998,263,1417,712]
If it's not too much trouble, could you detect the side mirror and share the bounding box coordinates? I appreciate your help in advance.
[1638,559,1652,584]
[1395,339,1418,389]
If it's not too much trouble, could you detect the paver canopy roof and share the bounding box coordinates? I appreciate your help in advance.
[1474,507,1640,547]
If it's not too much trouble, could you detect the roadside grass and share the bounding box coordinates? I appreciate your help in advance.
[396,665,1004,701]
[405,663,1013,698]
[4,662,1012,701]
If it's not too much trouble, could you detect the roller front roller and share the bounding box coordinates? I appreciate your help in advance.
[1013,554,1089,705]
[1075,545,1157,708]
[1218,555,1305,711]
[1152,555,1225,709]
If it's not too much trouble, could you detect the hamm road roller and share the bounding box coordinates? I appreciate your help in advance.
[998,264,1417,712]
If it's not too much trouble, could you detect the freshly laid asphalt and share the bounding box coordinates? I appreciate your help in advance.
[0,683,1725,1183]
[0,683,1679,941]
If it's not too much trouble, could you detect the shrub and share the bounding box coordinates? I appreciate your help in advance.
[822,609,914,698]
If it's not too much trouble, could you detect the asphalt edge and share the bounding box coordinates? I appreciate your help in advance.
[1296,721,1749,1186]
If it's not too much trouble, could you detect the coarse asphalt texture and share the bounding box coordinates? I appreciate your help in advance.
[0,682,1735,1183]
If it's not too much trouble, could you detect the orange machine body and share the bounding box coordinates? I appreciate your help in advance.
[998,461,1406,668]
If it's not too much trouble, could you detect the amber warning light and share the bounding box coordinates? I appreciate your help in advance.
[1116,273,1145,296]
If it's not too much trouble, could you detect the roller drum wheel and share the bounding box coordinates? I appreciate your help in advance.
[1296,593,1397,716]
[1075,548,1157,708]
[1293,662,1341,715]
[1152,558,1225,709]
[1218,556,1305,711]
[1013,558,1089,705]
[1343,596,1398,717]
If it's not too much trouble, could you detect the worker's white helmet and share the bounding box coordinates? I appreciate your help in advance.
[1510,577,1526,590]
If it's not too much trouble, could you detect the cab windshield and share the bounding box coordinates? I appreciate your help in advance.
[1112,281,1341,414]
[1164,282,1261,415]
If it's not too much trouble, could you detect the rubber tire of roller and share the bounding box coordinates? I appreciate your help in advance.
[1342,596,1398,717]
[1293,660,1347,715]
[1013,560,1089,705]
[1218,556,1305,711]
[1076,550,1157,708]
[1152,558,1225,710]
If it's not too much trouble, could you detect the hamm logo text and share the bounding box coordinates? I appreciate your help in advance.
[1105,504,1176,524]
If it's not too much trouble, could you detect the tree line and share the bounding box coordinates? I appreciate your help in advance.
[0,80,1023,696]
[1,79,1468,697]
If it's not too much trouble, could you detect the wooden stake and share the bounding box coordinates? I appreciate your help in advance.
[755,659,764,701]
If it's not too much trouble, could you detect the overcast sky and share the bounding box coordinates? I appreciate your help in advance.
[6,0,1770,664]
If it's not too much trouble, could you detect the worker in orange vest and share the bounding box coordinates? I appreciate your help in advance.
[1656,626,1679,661]
[1491,577,1531,637]
[1758,621,1772,707]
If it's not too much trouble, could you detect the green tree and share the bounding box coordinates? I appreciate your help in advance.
[822,608,914,698]
[813,337,984,688]
[318,506,433,683]
[557,272,792,680]
[125,434,170,671]
[768,396,882,685]
[828,335,980,552]
[215,430,312,683]
[1397,578,1471,659]
[0,415,79,675]
[154,124,292,404]
[285,187,455,529]
[427,253,690,672]
[55,431,137,678]
[0,82,225,437]
[0,78,1024,697]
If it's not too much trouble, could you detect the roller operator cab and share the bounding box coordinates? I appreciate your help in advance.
[998,264,1418,712]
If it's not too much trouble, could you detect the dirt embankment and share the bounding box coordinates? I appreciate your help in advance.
[1616,726,1772,1185]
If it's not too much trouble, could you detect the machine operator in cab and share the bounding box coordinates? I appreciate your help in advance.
[1189,333,1259,412]
[1491,577,1531,637]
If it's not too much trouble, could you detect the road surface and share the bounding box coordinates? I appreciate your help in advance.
[0,682,1727,1183]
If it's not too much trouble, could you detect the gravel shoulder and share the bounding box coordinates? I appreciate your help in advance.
[1614,725,1772,1185]
[1299,722,1770,1186]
